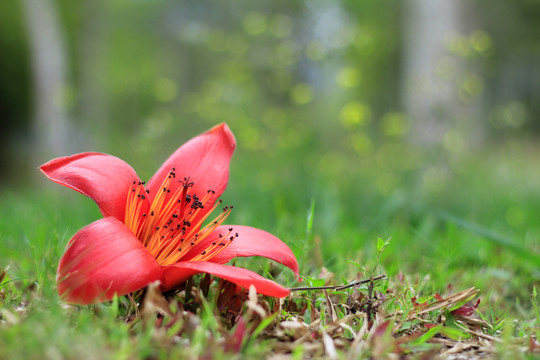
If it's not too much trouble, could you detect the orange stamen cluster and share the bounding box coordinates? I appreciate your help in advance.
[124,169,235,266]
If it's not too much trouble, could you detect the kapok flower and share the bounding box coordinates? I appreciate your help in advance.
[40,123,299,304]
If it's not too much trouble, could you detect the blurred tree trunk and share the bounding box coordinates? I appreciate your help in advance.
[77,0,108,148]
[402,0,461,147]
[23,0,72,165]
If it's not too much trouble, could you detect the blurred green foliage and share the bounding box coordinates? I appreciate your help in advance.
[1,0,539,256]
[1,0,540,179]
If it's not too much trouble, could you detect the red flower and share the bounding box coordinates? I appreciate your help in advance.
[41,123,299,304]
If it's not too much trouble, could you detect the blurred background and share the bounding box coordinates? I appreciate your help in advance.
[1,0,540,282]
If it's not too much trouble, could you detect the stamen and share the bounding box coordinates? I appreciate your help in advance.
[124,180,149,236]
[124,168,234,266]
[157,198,232,265]
[188,229,238,262]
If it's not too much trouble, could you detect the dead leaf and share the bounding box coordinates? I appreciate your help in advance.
[323,289,338,324]
[322,328,337,359]
[141,281,173,321]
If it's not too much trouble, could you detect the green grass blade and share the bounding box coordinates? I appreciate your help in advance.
[411,324,443,346]
[440,213,540,267]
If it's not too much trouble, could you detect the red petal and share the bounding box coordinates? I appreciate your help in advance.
[40,152,141,222]
[146,123,236,218]
[57,217,162,304]
[161,262,290,298]
[202,225,299,277]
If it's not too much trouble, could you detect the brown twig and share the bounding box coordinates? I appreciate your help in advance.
[289,274,386,292]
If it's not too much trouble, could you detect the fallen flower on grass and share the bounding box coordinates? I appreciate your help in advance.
[41,123,299,304]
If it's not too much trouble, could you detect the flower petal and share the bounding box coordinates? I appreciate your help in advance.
[190,225,299,277]
[40,152,141,222]
[57,217,162,304]
[162,261,290,298]
[146,123,236,215]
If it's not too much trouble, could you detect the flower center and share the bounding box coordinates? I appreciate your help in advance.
[124,169,235,266]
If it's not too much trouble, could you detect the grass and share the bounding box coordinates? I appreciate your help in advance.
[1,139,539,359]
